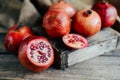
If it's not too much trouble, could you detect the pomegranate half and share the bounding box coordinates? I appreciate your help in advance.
[18,36,54,72]
[62,33,88,49]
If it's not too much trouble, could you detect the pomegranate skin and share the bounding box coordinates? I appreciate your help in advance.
[18,36,54,72]
[43,9,71,39]
[92,2,118,27]
[4,25,33,53]
[73,9,101,37]
[49,1,76,17]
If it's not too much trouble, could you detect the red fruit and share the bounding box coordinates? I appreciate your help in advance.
[18,36,54,72]
[49,0,76,17]
[4,24,33,53]
[43,9,71,39]
[92,1,118,27]
[62,33,88,49]
[73,9,101,37]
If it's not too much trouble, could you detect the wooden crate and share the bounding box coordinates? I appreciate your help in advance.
[0,27,119,70]
[52,28,119,69]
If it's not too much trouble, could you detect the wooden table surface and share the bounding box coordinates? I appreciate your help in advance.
[0,39,120,80]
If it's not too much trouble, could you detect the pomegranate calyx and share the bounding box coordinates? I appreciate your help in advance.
[84,10,92,17]
[15,23,24,30]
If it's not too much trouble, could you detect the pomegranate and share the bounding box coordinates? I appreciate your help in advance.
[18,36,54,72]
[4,24,33,54]
[49,0,76,17]
[73,9,101,37]
[92,0,118,27]
[43,9,71,39]
[62,33,88,49]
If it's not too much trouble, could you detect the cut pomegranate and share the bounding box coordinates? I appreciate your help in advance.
[18,36,54,72]
[62,34,88,49]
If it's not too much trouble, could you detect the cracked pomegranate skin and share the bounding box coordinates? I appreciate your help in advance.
[18,36,54,72]
[92,2,118,27]
[4,25,33,53]
[43,9,71,39]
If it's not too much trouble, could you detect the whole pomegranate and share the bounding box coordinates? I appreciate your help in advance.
[62,33,88,49]
[4,24,33,54]
[18,36,54,72]
[49,0,76,17]
[92,0,118,27]
[43,9,71,39]
[73,9,101,37]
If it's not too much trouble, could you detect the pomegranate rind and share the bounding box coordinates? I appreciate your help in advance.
[4,25,33,53]
[49,1,76,17]
[92,2,118,27]
[73,9,101,37]
[43,9,71,39]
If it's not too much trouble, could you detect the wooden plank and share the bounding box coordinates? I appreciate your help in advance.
[68,37,117,66]
[0,50,120,80]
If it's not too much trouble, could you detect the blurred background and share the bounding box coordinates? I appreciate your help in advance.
[0,0,119,33]
[0,0,22,32]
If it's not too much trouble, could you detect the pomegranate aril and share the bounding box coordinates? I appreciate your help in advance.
[37,56,42,60]
[30,51,33,55]
[39,42,44,45]
[79,39,85,44]
[68,39,74,43]
[39,42,47,50]
[48,53,51,57]
[30,43,39,50]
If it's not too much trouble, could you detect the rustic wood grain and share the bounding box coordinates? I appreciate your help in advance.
[0,50,120,80]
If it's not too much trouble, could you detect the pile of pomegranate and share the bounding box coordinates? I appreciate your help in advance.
[4,0,118,72]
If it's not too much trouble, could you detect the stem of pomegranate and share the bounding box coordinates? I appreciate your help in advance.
[15,22,24,30]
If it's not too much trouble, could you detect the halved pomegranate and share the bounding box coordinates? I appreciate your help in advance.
[62,33,88,49]
[18,36,54,72]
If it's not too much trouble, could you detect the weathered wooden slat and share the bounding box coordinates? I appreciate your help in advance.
[68,37,117,66]
[0,51,120,80]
